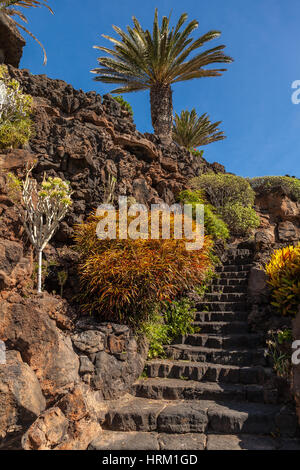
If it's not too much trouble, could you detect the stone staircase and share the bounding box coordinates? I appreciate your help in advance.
[88,247,300,451]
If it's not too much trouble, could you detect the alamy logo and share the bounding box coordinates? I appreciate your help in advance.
[291,81,300,104]
[0,341,6,365]
[95,196,204,251]
[292,340,300,365]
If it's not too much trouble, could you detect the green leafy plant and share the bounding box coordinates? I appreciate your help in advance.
[140,311,170,359]
[266,329,292,379]
[112,96,133,116]
[140,298,197,359]
[0,0,53,64]
[204,205,230,240]
[277,329,293,344]
[189,148,204,158]
[221,203,260,236]
[191,173,256,208]
[92,8,233,139]
[249,176,300,202]
[190,174,259,237]
[178,189,229,241]
[0,118,32,149]
[139,369,148,379]
[194,268,217,300]
[0,65,33,149]
[164,298,196,339]
[173,109,225,149]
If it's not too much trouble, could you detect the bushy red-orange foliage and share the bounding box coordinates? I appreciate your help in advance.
[74,210,213,324]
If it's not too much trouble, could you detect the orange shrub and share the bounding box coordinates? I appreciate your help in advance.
[74,210,213,324]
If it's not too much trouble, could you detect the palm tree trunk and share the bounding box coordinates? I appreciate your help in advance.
[150,84,173,141]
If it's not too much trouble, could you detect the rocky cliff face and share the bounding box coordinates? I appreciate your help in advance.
[0,14,25,68]
[255,190,300,248]
[7,66,225,244]
[248,188,300,331]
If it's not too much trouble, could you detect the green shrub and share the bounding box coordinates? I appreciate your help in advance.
[140,311,170,359]
[0,65,33,149]
[249,176,300,202]
[178,190,229,241]
[189,148,204,158]
[164,298,196,339]
[189,174,260,236]
[266,329,292,378]
[190,173,256,208]
[220,203,260,236]
[204,205,230,240]
[113,95,133,116]
[140,298,197,359]
[0,118,32,149]
[178,189,206,206]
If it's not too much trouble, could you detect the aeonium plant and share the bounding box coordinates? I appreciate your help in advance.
[7,165,72,293]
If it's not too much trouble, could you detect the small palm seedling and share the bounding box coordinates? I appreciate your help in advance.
[173,108,226,150]
[57,270,68,298]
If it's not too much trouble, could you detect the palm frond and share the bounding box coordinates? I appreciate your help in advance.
[0,0,53,65]
[0,1,53,14]
[13,19,47,64]
[173,108,226,148]
[92,9,233,90]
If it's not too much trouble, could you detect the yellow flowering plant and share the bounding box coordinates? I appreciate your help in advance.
[265,243,300,316]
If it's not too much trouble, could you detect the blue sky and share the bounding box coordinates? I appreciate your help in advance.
[20,0,300,177]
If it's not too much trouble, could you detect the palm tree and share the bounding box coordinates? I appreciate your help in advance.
[92,9,233,141]
[173,108,226,149]
[0,0,53,65]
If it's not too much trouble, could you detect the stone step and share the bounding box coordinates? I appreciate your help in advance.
[216,264,252,273]
[206,434,300,451]
[145,360,271,385]
[88,431,300,450]
[183,333,262,350]
[196,301,248,312]
[207,285,247,294]
[165,344,267,366]
[204,292,247,302]
[225,256,253,265]
[213,278,248,286]
[193,321,249,335]
[195,311,248,322]
[133,378,265,403]
[217,271,248,279]
[227,248,252,257]
[102,396,289,436]
[88,430,207,450]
